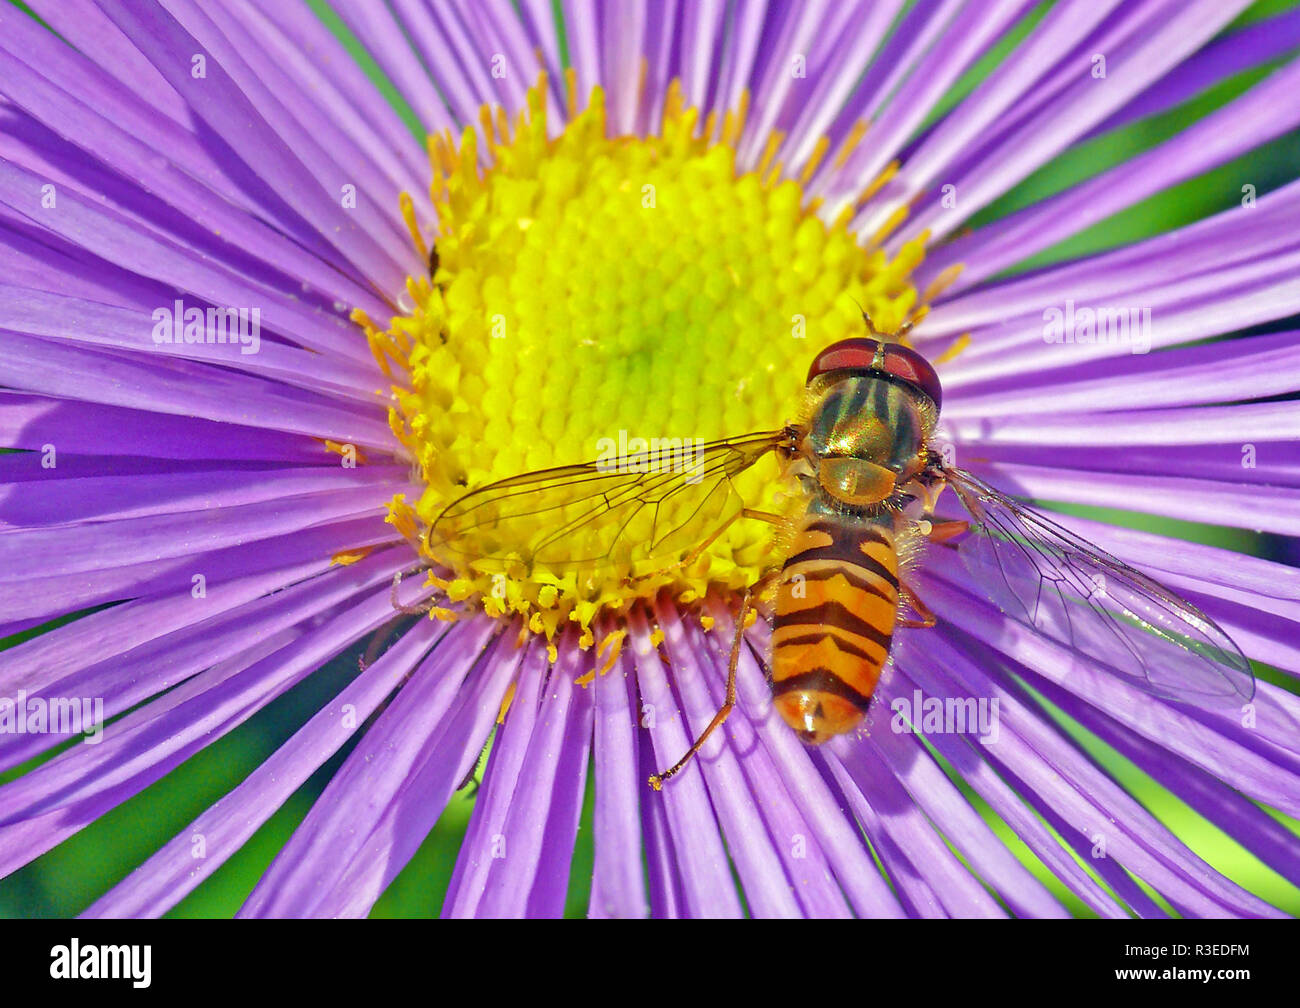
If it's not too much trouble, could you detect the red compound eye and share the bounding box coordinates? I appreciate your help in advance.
[806,337,943,411]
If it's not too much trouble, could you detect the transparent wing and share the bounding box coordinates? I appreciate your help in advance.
[941,466,1254,708]
[428,430,789,571]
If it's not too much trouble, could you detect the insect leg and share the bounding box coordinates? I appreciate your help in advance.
[648,566,782,791]
[738,508,785,525]
[745,636,773,681]
[359,613,407,672]
[390,568,436,615]
[456,736,491,795]
[897,581,937,629]
[626,508,783,587]
[924,519,970,544]
[356,644,423,738]
[648,583,752,791]
[895,520,966,627]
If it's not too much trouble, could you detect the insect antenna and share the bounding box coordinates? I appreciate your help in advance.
[848,296,915,341]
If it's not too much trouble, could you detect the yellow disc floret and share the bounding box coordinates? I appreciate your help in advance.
[371,73,929,648]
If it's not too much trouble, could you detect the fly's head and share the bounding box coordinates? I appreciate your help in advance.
[800,337,941,509]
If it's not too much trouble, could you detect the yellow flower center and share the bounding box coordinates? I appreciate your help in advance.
[365,74,930,652]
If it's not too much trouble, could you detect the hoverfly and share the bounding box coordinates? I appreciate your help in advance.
[425,314,1255,790]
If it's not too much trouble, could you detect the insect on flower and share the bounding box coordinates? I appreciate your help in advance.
[420,313,1255,791]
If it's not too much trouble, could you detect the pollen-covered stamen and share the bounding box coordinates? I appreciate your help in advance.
[370,74,935,649]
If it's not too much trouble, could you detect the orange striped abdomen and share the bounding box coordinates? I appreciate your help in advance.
[771,516,899,744]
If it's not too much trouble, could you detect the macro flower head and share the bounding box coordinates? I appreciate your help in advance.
[1,0,1299,920]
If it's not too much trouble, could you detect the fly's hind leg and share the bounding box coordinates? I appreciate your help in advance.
[648,565,781,791]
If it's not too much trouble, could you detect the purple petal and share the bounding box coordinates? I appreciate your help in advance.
[589,643,650,918]
[241,627,520,917]
[83,616,451,918]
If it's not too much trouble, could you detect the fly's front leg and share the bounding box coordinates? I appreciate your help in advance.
[903,462,969,543]
[626,508,784,587]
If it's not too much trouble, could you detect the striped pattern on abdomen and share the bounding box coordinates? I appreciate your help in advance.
[770,514,900,743]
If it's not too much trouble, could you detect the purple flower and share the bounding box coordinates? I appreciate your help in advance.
[1,0,1298,919]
